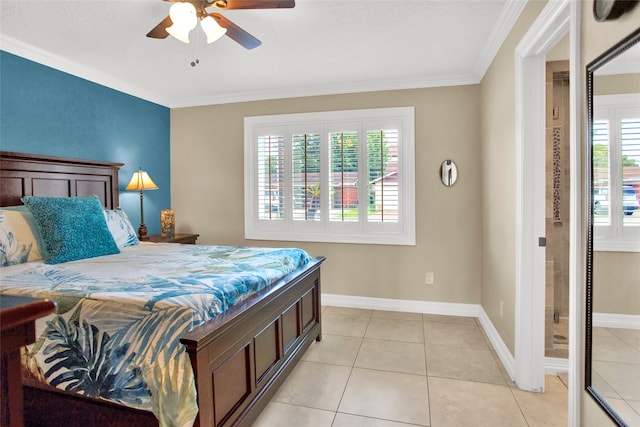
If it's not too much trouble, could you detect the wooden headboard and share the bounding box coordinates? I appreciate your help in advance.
[0,151,123,209]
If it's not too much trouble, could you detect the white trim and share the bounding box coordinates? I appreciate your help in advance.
[545,357,569,374]
[322,293,480,317]
[567,2,582,427]
[478,307,516,382]
[0,32,478,108]
[172,74,479,108]
[0,35,170,107]
[473,0,527,79]
[1,0,525,109]
[514,47,547,393]
[593,313,640,329]
[244,107,416,246]
[177,0,525,109]
[514,0,575,396]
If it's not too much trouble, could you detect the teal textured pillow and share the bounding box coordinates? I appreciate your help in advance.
[22,196,120,264]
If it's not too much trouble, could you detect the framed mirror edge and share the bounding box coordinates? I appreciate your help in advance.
[585,26,640,427]
[586,386,630,426]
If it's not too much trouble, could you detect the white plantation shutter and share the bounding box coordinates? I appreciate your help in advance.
[329,131,359,222]
[593,120,610,226]
[593,94,640,251]
[367,129,399,223]
[244,107,416,245]
[257,135,284,220]
[292,133,321,221]
[622,118,640,228]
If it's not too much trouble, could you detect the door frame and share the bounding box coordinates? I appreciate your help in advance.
[514,0,581,424]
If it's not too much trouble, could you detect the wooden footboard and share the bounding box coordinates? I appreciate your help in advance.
[183,256,324,427]
[22,257,324,427]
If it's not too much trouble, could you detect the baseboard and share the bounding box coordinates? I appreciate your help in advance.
[477,307,516,382]
[593,312,640,329]
[321,293,481,317]
[545,357,569,374]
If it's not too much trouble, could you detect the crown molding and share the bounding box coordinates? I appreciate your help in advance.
[2,33,480,109]
[169,73,479,108]
[473,0,527,79]
[0,35,170,107]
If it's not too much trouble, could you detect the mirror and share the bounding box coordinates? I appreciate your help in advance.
[586,28,640,426]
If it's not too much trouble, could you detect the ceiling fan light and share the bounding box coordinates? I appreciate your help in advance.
[201,16,227,44]
[166,25,192,43]
[167,2,197,43]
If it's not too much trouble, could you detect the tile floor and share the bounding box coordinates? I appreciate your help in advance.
[591,326,640,425]
[253,306,568,427]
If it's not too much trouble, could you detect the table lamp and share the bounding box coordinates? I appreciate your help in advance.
[125,169,159,241]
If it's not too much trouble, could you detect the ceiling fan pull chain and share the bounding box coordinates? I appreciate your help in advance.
[191,29,200,67]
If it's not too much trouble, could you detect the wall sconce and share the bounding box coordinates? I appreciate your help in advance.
[440,160,458,187]
[125,169,159,241]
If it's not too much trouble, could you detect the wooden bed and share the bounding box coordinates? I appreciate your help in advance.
[0,151,324,427]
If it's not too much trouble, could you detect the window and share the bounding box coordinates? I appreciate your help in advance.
[593,94,640,251]
[244,107,415,245]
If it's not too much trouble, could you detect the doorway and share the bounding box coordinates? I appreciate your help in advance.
[514,0,578,394]
[514,0,581,424]
[545,59,570,359]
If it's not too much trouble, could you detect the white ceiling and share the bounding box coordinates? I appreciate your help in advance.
[0,0,526,108]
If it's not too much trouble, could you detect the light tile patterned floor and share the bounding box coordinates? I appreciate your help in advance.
[252,306,568,427]
[591,326,640,425]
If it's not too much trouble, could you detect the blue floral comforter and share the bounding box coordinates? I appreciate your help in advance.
[0,243,311,427]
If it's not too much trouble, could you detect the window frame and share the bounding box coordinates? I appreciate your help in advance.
[593,93,640,252]
[244,107,416,245]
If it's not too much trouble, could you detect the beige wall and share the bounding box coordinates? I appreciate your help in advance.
[478,0,547,355]
[593,251,640,315]
[170,0,549,360]
[171,86,482,304]
[594,72,640,95]
[169,1,638,423]
[581,3,640,426]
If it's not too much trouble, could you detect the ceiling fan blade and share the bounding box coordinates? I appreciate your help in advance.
[210,13,262,49]
[147,15,172,39]
[212,0,294,10]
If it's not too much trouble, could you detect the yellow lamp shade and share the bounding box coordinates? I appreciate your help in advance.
[125,170,159,191]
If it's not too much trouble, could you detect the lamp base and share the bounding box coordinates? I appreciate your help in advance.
[138,224,149,241]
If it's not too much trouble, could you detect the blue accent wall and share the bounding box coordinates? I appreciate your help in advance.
[0,51,170,235]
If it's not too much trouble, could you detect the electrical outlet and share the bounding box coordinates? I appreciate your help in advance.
[499,300,504,318]
[425,272,434,285]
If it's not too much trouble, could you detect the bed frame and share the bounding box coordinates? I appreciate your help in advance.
[0,151,324,427]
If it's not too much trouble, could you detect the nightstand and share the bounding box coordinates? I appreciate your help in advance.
[1,295,56,427]
[148,233,199,244]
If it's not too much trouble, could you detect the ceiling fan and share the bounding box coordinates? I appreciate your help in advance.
[147,0,295,49]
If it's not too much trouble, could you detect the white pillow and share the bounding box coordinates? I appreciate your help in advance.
[0,208,44,266]
[103,209,139,248]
